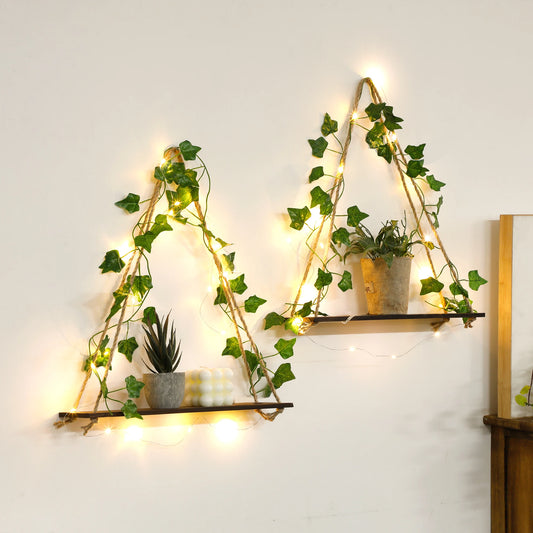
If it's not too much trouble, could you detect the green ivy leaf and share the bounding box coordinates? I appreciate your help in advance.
[420,277,445,296]
[150,214,173,237]
[244,295,267,313]
[457,299,472,315]
[179,140,201,161]
[309,166,325,183]
[221,252,235,272]
[118,337,139,363]
[296,301,313,317]
[83,336,110,371]
[215,237,230,249]
[310,186,333,215]
[284,317,302,334]
[365,102,386,121]
[308,137,328,158]
[166,190,180,211]
[115,193,140,214]
[271,362,296,389]
[275,338,296,359]
[406,159,428,178]
[449,282,469,298]
[338,270,353,292]
[426,175,446,191]
[229,274,247,295]
[106,283,131,321]
[468,270,488,291]
[214,285,227,305]
[405,144,426,160]
[321,113,338,136]
[99,250,125,274]
[245,350,259,374]
[314,268,333,290]
[125,375,145,398]
[142,306,157,325]
[516,394,528,407]
[177,185,199,207]
[171,213,188,225]
[154,166,165,181]
[222,337,242,358]
[127,275,152,301]
[383,106,403,130]
[332,227,351,246]
[264,312,286,330]
[288,206,311,230]
[377,144,393,163]
[347,205,369,227]
[365,122,387,149]
[160,162,185,183]
[520,385,531,395]
[430,212,440,229]
[134,232,157,253]
[121,399,143,419]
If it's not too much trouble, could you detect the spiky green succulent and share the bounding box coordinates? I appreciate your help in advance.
[142,310,182,373]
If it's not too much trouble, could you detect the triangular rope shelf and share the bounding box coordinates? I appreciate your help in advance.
[286,77,486,334]
[56,145,293,435]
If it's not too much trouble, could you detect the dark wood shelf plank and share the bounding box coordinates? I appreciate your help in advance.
[312,312,485,324]
[58,402,294,419]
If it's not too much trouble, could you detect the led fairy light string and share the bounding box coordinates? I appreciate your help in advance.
[59,144,289,433]
[364,80,448,311]
[61,178,164,429]
[290,77,479,331]
[303,323,460,360]
[162,148,284,420]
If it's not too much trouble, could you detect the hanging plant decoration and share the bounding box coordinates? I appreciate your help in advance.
[267,77,487,335]
[57,142,296,434]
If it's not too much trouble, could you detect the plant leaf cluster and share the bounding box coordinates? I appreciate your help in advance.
[142,309,183,374]
[333,212,420,268]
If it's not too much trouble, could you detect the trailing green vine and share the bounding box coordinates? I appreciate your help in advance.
[73,141,297,425]
[278,81,487,332]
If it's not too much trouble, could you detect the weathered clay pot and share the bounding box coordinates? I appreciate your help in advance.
[143,372,185,409]
[360,256,412,314]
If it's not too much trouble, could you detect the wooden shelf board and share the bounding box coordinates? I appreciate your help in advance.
[312,312,485,324]
[58,402,294,419]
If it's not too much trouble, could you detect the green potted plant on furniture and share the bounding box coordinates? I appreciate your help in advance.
[142,309,185,409]
[333,208,421,314]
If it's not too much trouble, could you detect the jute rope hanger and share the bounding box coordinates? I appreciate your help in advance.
[291,77,473,333]
[58,148,283,434]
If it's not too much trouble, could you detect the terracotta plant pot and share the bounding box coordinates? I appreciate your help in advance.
[360,256,412,314]
[143,372,185,409]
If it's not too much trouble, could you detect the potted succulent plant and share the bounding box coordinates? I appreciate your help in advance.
[142,309,185,409]
[335,210,421,314]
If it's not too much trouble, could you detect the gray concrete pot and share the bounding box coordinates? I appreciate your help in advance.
[143,372,185,409]
[360,256,412,314]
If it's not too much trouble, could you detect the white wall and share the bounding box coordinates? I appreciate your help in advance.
[2,1,531,531]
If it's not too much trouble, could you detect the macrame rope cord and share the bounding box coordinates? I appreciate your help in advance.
[291,77,474,331]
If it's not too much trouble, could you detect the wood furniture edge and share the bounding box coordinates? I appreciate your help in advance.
[498,215,513,418]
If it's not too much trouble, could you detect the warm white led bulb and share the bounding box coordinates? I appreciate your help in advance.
[214,419,239,443]
[124,425,143,442]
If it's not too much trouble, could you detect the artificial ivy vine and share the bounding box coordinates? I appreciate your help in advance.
[274,79,487,333]
[69,141,296,426]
